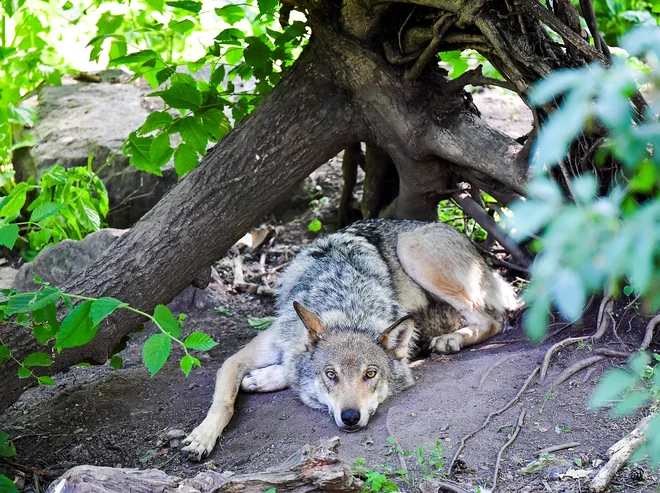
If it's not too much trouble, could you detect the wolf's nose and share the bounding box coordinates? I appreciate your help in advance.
[340,409,361,426]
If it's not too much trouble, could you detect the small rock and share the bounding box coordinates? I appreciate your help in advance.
[165,429,186,440]
[170,439,180,449]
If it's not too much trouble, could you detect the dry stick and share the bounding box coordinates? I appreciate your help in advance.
[436,482,471,493]
[536,441,581,456]
[492,408,526,492]
[577,366,597,384]
[551,355,605,388]
[640,314,660,351]
[448,366,540,475]
[479,354,518,389]
[590,413,657,493]
[385,406,408,477]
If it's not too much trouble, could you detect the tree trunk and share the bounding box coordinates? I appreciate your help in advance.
[0,40,360,410]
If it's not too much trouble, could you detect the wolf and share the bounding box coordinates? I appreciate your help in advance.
[182,219,519,460]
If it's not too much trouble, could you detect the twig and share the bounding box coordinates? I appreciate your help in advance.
[590,413,657,493]
[551,355,604,388]
[577,366,597,384]
[492,408,526,491]
[470,239,530,273]
[405,14,456,81]
[536,441,581,456]
[386,406,408,476]
[640,314,660,351]
[436,482,471,493]
[449,366,540,475]
[479,354,518,389]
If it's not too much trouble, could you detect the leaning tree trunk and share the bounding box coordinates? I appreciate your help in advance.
[0,0,626,409]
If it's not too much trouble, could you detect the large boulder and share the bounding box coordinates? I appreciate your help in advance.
[13,71,179,229]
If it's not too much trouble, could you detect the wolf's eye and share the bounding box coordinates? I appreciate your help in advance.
[365,369,377,379]
[325,369,336,379]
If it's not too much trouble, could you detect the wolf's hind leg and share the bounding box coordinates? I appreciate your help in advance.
[241,364,288,392]
[182,329,280,461]
[397,225,506,354]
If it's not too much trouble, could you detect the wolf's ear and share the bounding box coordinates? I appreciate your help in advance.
[293,301,326,345]
[378,315,414,360]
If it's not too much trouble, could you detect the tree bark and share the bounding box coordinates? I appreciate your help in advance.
[0,39,360,411]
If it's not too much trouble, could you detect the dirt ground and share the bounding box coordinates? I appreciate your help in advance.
[2,89,659,493]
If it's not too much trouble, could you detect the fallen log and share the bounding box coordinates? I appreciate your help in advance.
[46,437,362,493]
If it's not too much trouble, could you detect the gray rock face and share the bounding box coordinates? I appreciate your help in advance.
[0,266,18,290]
[13,229,128,292]
[13,71,179,228]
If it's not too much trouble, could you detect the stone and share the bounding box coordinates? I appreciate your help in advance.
[13,229,128,292]
[13,70,178,229]
[0,266,18,290]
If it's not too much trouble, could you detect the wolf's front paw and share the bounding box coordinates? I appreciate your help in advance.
[181,417,222,461]
[430,333,463,354]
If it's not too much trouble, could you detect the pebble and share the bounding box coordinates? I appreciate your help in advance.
[165,428,186,440]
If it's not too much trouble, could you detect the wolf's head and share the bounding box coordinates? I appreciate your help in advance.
[293,301,415,431]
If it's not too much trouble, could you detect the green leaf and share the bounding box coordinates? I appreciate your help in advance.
[144,0,165,11]
[23,352,53,367]
[170,19,195,35]
[0,225,19,249]
[0,474,18,493]
[529,68,588,106]
[612,390,650,417]
[108,50,158,67]
[110,355,123,369]
[184,332,218,351]
[154,304,181,338]
[6,287,60,315]
[90,297,127,326]
[56,301,99,349]
[215,5,245,24]
[0,432,16,458]
[166,0,202,13]
[149,133,174,169]
[125,132,162,175]
[152,81,202,110]
[201,109,231,141]
[0,185,28,218]
[37,375,55,386]
[140,111,173,134]
[553,270,585,321]
[173,143,199,177]
[257,0,278,15]
[308,219,322,233]
[623,285,634,296]
[0,346,10,365]
[590,368,638,409]
[32,303,59,344]
[179,354,200,376]
[178,117,207,154]
[142,333,172,377]
[30,202,62,222]
[247,316,276,330]
[17,366,31,379]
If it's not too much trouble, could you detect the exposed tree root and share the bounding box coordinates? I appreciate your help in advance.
[492,408,526,492]
[640,314,660,351]
[478,354,518,389]
[551,356,604,388]
[449,366,540,475]
[590,413,657,493]
[540,297,612,381]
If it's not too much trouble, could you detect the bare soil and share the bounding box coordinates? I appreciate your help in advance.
[2,89,659,493]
